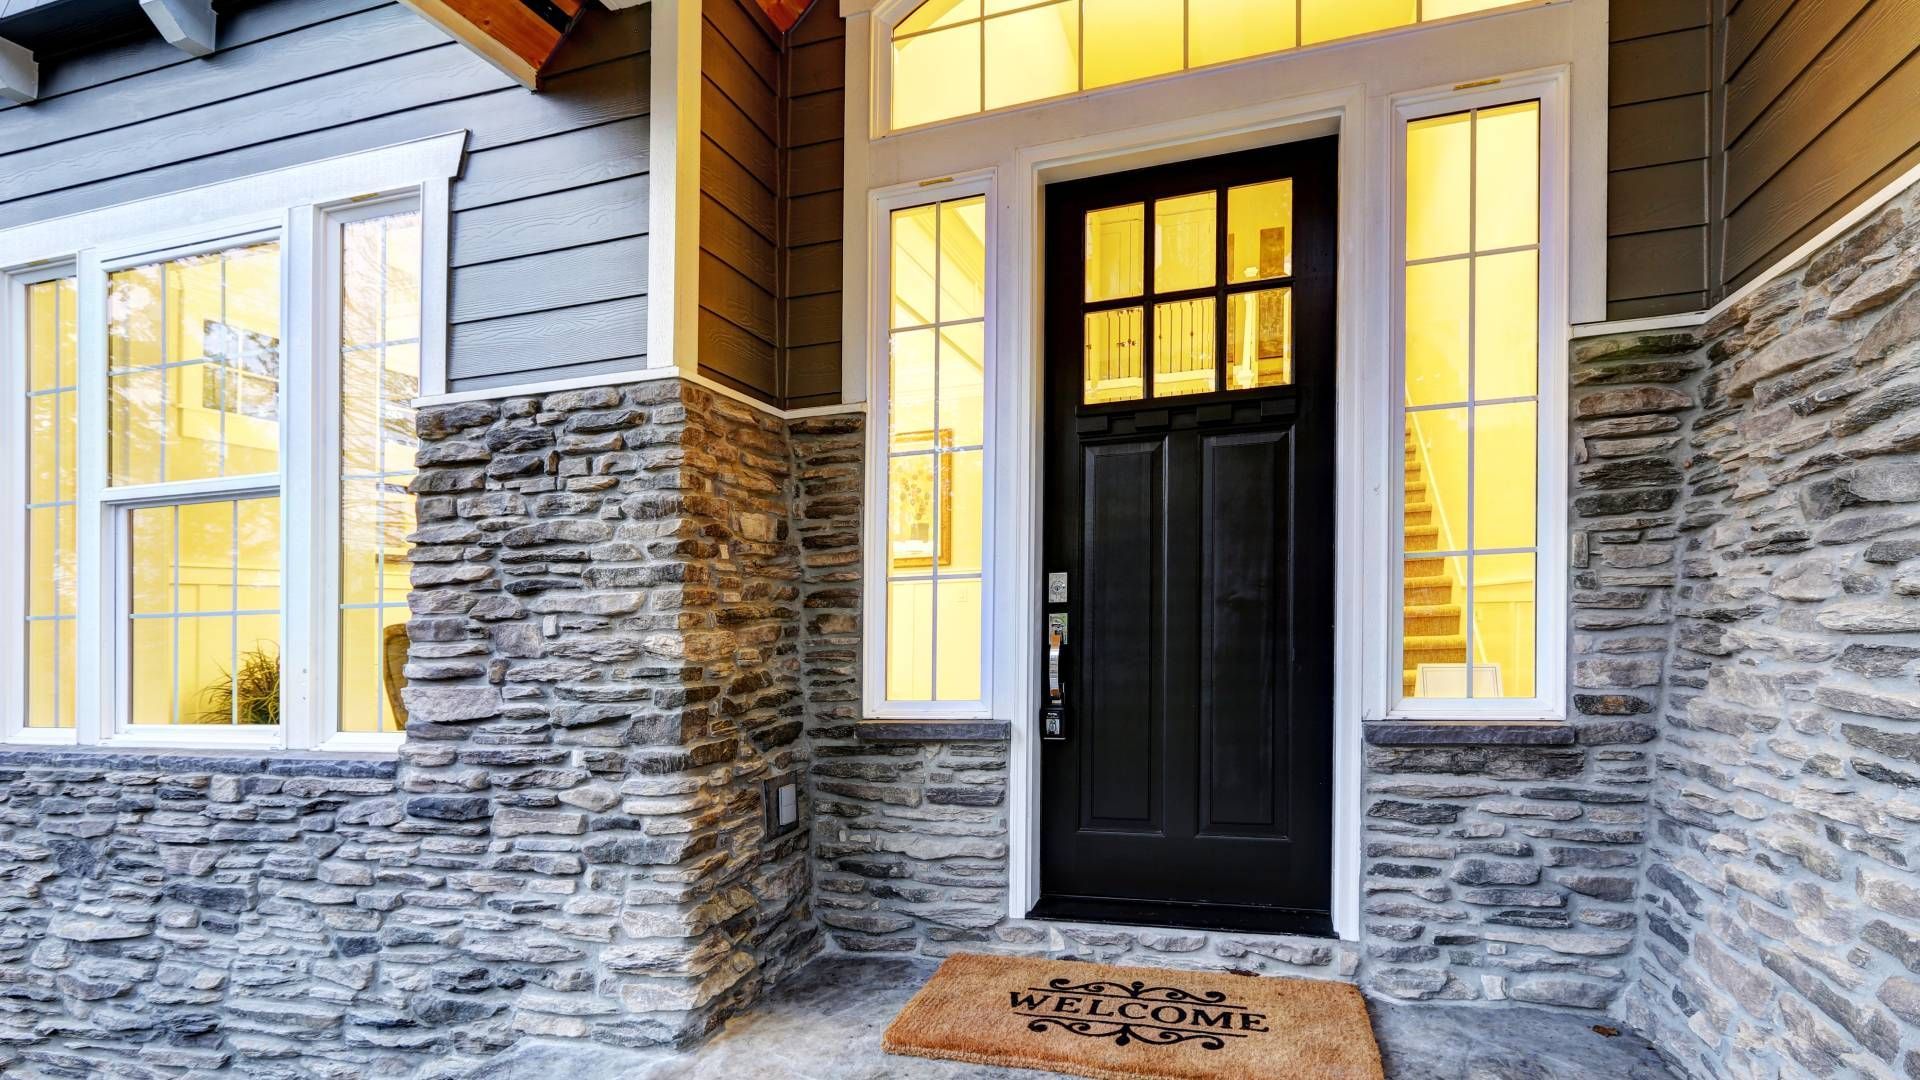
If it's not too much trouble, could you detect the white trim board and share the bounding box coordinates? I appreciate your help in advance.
[1574,155,1920,340]
[646,0,703,384]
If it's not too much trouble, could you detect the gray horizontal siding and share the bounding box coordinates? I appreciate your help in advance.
[0,0,651,395]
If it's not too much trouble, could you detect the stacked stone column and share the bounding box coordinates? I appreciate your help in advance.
[401,380,815,1047]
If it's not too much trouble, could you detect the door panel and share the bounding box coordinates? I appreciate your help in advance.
[1201,428,1290,836]
[1036,136,1338,936]
[1082,438,1163,828]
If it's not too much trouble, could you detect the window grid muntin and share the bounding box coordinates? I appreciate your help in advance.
[889,0,1542,130]
[1080,184,1295,406]
[1399,99,1541,704]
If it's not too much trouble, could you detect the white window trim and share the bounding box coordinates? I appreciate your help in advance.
[866,0,1572,138]
[1385,71,1569,723]
[861,170,998,722]
[1,133,464,753]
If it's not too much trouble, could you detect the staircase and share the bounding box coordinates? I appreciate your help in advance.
[1402,429,1467,696]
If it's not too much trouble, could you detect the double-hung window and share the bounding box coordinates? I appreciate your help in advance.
[2,136,458,750]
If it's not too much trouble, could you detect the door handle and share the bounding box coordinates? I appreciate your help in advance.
[1048,632,1064,703]
[1042,616,1067,741]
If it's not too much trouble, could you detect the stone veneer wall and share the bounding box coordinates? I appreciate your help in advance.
[1621,181,1920,1078]
[802,388,1672,1014]
[0,380,822,1076]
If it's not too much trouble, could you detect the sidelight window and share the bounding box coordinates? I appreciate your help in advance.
[873,192,990,713]
[2,140,455,749]
[1395,95,1554,713]
[887,0,1551,130]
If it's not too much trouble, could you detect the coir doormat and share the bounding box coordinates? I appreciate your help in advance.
[882,952,1385,1080]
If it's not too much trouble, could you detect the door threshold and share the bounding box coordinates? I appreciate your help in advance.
[1027,894,1336,938]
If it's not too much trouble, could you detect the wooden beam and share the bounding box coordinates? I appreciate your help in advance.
[0,36,34,103]
[138,0,217,57]
[399,0,585,90]
[756,0,811,31]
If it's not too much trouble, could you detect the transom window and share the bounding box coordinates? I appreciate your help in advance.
[889,0,1543,130]
[2,140,453,750]
[1397,99,1543,707]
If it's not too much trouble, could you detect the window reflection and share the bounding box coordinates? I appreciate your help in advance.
[338,210,422,735]
[107,243,282,486]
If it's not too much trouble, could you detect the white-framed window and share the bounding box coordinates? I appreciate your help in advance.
[1389,75,1566,720]
[0,134,460,751]
[878,0,1567,133]
[863,177,994,719]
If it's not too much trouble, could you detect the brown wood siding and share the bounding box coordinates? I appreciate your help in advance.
[1721,0,1920,287]
[781,1,846,410]
[699,0,782,403]
[1606,1,1714,318]
[694,0,845,410]
[1607,0,1920,317]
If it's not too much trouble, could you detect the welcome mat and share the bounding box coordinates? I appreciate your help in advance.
[882,953,1385,1080]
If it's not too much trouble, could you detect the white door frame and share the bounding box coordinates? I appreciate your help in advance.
[846,0,1606,944]
[993,87,1370,939]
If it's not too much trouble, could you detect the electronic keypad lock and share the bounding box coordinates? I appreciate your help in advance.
[1041,613,1067,741]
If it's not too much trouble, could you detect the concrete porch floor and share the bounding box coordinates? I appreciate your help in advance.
[449,956,1676,1079]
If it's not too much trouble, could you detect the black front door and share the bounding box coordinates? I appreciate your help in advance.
[1036,137,1338,936]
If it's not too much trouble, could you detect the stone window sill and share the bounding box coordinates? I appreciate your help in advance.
[1363,721,1574,747]
[856,719,1012,742]
[0,745,399,777]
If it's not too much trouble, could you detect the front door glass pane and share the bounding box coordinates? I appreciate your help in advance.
[1084,307,1143,403]
[1153,298,1216,397]
[1085,203,1144,302]
[1154,192,1217,293]
[1227,288,1291,389]
[1227,179,1293,283]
